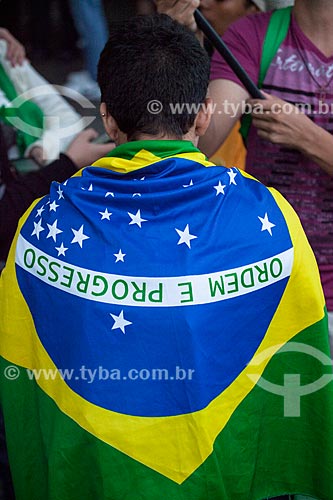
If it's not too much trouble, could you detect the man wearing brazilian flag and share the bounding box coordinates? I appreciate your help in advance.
[0,13,332,500]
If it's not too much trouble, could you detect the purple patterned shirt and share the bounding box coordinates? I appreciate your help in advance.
[210,11,333,310]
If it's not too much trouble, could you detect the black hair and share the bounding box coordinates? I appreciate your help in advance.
[97,14,211,140]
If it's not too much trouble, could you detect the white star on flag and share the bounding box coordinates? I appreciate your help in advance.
[71,225,90,248]
[55,242,68,257]
[228,169,237,186]
[99,208,112,220]
[88,184,93,191]
[258,213,276,236]
[132,193,141,197]
[227,169,237,185]
[105,192,114,198]
[110,310,132,334]
[57,186,64,200]
[183,180,193,188]
[175,224,197,249]
[128,209,147,228]
[36,206,45,217]
[46,219,63,242]
[49,200,59,212]
[31,220,45,240]
[214,181,226,196]
[114,249,126,262]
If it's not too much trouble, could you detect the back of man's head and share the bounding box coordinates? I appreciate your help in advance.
[97,14,210,140]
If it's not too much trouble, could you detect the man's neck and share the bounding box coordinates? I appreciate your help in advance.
[294,0,333,57]
[117,130,199,147]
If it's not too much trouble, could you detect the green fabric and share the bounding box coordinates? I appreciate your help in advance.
[1,317,332,500]
[240,7,292,143]
[0,62,44,156]
[106,139,202,160]
[258,7,292,88]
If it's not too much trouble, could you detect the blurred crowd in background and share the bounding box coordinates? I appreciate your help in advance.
[0,0,155,97]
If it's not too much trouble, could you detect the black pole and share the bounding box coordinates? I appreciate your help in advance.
[194,9,264,99]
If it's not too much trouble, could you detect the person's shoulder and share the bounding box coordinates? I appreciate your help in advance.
[210,11,274,80]
[237,169,290,205]
[223,10,272,42]
[238,170,303,231]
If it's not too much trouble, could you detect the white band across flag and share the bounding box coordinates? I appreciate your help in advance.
[16,234,293,308]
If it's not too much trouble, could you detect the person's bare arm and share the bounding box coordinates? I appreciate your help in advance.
[0,28,25,66]
[65,129,115,169]
[30,129,115,169]
[199,79,249,157]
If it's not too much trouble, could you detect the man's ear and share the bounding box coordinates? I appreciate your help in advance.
[194,97,213,137]
[100,102,120,142]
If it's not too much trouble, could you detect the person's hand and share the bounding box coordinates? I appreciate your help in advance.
[29,146,45,165]
[65,129,115,169]
[248,91,333,176]
[248,92,315,151]
[155,0,200,32]
[0,28,26,66]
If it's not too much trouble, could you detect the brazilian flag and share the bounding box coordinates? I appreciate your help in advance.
[1,141,332,500]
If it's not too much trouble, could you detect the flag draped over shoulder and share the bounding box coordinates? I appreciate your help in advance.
[1,140,332,500]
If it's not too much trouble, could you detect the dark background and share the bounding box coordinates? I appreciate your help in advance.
[0,0,155,83]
